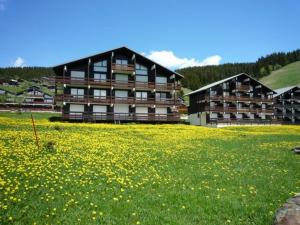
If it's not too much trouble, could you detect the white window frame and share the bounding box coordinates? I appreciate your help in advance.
[71,88,84,98]
[136,75,148,82]
[71,71,85,80]
[115,74,128,82]
[136,91,147,100]
[115,90,128,98]
[93,89,106,99]
[94,73,106,81]
[156,76,167,84]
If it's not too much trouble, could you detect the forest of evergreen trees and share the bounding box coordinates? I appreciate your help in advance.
[177,49,300,90]
[0,67,55,80]
[0,49,299,90]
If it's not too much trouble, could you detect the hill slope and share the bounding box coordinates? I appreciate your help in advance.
[260,61,300,89]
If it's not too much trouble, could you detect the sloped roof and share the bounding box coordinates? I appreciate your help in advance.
[53,46,183,78]
[185,73,275,96]
[274,86,299,97]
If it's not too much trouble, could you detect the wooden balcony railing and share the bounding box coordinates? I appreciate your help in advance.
[62,112,180,122]
[236,85,250,91]
[111,63,135,73]
[205,106,274,113]
[206,95,274,103]
[54,77,181,90]
[55,94,179,105]
[209,118,280,125]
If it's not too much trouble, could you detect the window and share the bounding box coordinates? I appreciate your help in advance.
[94,73,106,81]
[155,92,167,100]
[114,104,129,113]
[71,88,84,98]
[93,89,106,98]
[115,74,128,82]
[136,75,148,82]
[136,92,147,100]
[70,104,84,112]
[115,90,128,98]
[156,76,167,84]
[93,105,107,113]
[155,107,167,119]
[116,59,128,65]
[71,71,85,80]
[136,63,148,75]
[94,60,107,72]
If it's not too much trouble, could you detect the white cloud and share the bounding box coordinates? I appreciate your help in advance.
[0,0,7,11]
[13,57,26,67]
[144,50,222,69]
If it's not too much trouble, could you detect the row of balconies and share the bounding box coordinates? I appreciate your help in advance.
[204,95,274,103]
[209,118,278,124]
[275,112,300,117]
[62,112,180,122]
[55,94,179,106]
[55,77,181,91]
[205,106,274,113]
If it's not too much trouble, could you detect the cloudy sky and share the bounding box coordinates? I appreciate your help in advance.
[0,0,299,70]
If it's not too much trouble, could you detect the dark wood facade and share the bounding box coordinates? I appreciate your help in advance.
[187,73,276,125]
[53,47,183,122]
[274,86,300,124]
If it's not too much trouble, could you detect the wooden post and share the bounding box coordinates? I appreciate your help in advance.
[31,113,40,150]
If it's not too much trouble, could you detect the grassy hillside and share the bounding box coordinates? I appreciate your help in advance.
[260,61,300,89]
[1,113,300,224]
[0,80,54,96]
[182,87,192,105]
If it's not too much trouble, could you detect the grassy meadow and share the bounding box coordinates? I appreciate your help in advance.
[0,113,300,224]
[260,61,300,89]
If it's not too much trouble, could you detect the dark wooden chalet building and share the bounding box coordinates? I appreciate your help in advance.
[53,47,183,122]
[274,86,300,124]
[186,73,276,125]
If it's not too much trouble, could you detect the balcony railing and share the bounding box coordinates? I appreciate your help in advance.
[111,63,135,73]
[208,118,280,125]
[205,106,274,113]
[206,95,273,103]
[236,85,250,91]
[62,112,180,122]
[54,77,181,90]
[55,94,179,105]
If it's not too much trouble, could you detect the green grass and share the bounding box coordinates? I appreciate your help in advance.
[260,61,300,89]
[0,112,60,120]
[0,80,54,96]
[182,87,192,106]
[0,114,300,225]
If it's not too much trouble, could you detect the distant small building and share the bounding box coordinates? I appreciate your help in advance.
[18,86,54,106]
[186,73,276,126]
[0,88,17,103]
[274,86,300,124]
[9,79,19,86]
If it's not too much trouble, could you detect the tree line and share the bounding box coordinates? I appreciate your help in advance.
[176,49,300,90]
[0,67,55,80]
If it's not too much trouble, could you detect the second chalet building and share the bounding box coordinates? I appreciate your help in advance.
[274,86,300,124]
[54,47,183,122]
[186,73,276,125]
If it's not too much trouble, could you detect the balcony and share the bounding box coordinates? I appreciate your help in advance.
[111,63,135,74]
[55,77,181,91]
[209,118,280,125]
[62,112,180,122]
[55,94,179,106]
[207,95,273,103]
[205,106,273,114]
[236,84,250,91]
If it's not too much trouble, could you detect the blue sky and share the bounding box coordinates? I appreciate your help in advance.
[0,0,299,69]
